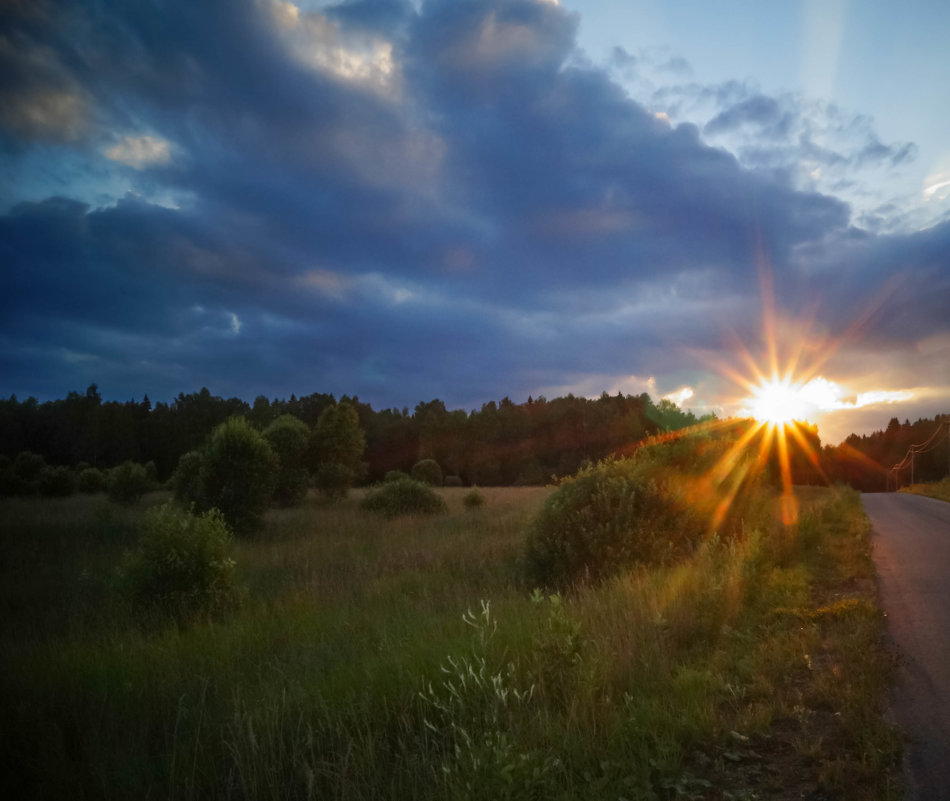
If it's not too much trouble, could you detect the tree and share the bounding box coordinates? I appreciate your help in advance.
[199,417,278,532]
[263,414,311,506]
[310,402,366,499]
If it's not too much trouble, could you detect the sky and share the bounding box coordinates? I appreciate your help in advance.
[2,0,949,445]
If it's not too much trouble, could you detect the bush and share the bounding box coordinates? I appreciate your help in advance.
[38,466,77,497]
[411,458,442,487]
[443,475,463,487]
[77,466,106,493]
[384,469,410,483]
[525,457,705,588]
[108,461,152,504]
[5,451,46,495]
[360,478,448,518]
[264,414,311,506]
[14,450,46,483]
[121,503,239,622]
[200,417,278,533]
[0,454,13,496]
[463,487,486,509]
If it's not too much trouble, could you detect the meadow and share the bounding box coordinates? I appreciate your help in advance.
[1,484,900,800]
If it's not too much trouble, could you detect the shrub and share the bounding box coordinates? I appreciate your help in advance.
[38,465,77,496]
[121,503,239,622]
[411,458,442,487]
[524,457,705,588]
[263,414,311,506]
[14,450,46,483]
[200,417,278,533]
[108,461,152,504]
[384,469,410,483]
[360,477,448,518]
[6,451,46,495]
[463,487,486,510]
[0,454,13,496]
[443,475,463,488]
[77,466,106,493]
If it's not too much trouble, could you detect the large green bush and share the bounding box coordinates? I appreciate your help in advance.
[360,477,448,518]
[121,503,239,622]
[524,430,769,588]
[263,414,311,506]
[525,458,705,588]
[108,461,152,504]
[411,458,443,487]
[199,417,279,533]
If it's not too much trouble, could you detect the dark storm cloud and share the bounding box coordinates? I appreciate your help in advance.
[0,0,947,413]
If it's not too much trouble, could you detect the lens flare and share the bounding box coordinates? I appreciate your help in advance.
[748,377,809,425]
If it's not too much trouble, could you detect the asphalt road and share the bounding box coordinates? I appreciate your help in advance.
[865,492,950,801]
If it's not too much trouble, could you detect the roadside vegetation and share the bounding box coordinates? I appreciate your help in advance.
[899,477,950,503]
[0,425,901,800]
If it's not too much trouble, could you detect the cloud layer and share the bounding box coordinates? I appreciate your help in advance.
[1,0,948,441]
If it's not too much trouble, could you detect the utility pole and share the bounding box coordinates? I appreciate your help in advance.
[911,449,915,486]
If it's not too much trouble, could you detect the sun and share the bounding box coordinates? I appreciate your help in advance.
[747,376,809,426]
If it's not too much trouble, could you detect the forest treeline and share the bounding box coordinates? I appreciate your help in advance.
[0,384,709,486]
[0,384,945,492]
[823,414,950,491]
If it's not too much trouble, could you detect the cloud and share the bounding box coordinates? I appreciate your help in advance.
[703,94,793,138]
[0,0,947,442]
[663,387,694,406]
[0,24,90,144]
[612,59,927,231]
[104,135,173,168]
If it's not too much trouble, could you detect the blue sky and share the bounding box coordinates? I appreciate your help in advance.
[2,0,949,444]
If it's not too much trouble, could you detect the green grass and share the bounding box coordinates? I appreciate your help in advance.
[900,476,950,503]
[0,484,901,799]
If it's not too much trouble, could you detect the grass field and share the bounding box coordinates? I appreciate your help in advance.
[0,484,900,799]
[900,477,950,503]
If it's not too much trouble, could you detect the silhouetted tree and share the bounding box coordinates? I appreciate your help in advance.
[310,402,366,499]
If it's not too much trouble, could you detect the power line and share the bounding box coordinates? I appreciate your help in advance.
[889,420,950,490]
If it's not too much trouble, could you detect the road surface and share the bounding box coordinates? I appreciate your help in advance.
[865,491,950,801]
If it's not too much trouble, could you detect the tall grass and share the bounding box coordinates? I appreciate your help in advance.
[1,484,899,799]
